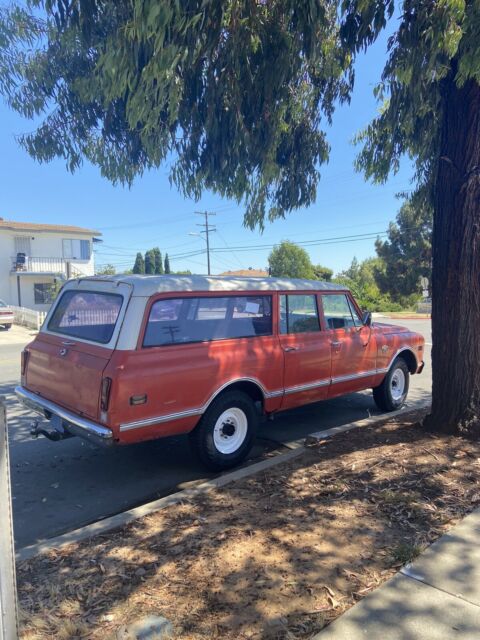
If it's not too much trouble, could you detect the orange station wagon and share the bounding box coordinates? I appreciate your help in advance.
[16,275,425,470]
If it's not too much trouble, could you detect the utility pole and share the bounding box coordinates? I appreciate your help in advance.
[195,211,216,275]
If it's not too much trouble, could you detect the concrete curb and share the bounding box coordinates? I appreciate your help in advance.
[305,399,430,444]
[16,399,431,563]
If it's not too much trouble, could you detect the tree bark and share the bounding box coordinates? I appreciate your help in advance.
[423,66,480,437]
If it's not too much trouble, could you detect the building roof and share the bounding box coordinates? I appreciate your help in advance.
[219,269,269,277]
[0,218,101,236]
[73,274,347,296]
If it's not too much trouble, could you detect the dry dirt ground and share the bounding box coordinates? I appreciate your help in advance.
[18,409,480,640]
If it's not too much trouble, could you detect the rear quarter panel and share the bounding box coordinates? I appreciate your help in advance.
[106,335,284,444]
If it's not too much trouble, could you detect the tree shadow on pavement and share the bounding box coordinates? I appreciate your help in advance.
[15,405,480,640]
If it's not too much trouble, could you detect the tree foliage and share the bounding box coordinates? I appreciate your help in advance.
[375,193,432,301]
[312,264,333,281]
[349,1,477,187]
[0,0,351,229]
[164,253,171,274]
[144,249,155,274]
[268,241,314,279]
[95,263,116,275]
[132,252,145,274]
[334,256,403,312]
[153,247,164,275]
[1,2,479,227]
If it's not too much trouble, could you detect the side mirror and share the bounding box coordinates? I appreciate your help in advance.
[362,311,372,327]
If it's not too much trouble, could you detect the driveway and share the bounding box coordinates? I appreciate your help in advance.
[0,320,432,549]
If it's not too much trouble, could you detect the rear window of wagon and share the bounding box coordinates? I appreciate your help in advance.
[47,291,123,344]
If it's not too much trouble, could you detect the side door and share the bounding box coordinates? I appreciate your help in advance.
[320,293,377,398]
[278,293,331,410]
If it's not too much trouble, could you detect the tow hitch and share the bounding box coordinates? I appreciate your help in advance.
[30,419,73,442]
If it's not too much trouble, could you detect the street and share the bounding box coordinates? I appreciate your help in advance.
[0,320,432,549]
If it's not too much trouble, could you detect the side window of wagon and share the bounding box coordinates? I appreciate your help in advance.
[143,296,272,346]
[279,295,321,334]
[321,294,361,330]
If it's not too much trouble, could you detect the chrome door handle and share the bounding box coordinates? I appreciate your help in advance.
[61,341,76,346]
[283,346,299,352]
[331,341,342,347]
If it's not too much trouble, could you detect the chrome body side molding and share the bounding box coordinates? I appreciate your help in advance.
[119,347,421,433]
[120,377,281,432]
[283,378,330,396]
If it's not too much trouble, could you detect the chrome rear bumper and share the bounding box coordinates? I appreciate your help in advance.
[15,386,114,447]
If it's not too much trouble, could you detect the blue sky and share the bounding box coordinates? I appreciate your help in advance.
[0,17,412,276]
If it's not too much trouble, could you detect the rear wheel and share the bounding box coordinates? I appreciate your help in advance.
[190,391,258,471]
[373,358,410,412]
[4,324,12,331]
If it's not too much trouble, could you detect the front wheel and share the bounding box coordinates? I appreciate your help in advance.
[189,391,258,471]
[373,358,410,412]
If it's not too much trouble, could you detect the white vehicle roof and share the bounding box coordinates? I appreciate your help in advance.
[73,274,348,296]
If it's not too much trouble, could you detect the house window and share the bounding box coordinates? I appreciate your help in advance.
[34,283,55,305]
[62,239,73,259]
[80,240,91,259]
[14,236,31,256]
[63,239,91,260]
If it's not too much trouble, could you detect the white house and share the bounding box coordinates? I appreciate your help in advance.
[0,218,101,311]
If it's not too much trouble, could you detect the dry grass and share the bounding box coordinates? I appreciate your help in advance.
[17,409,480,639]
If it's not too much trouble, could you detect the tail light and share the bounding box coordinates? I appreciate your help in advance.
[100,377,112,411]
[21,350,30,375]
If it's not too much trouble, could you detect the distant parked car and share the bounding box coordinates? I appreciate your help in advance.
[0,299,13,330]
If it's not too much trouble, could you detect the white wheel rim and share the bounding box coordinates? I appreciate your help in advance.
[213,408,248,455]
[391,368,406,401]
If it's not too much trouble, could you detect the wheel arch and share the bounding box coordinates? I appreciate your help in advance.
[392,348,418,374]
[195,378,267,421]
[209,378,265,408]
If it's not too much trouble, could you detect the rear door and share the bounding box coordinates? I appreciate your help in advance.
[278,293,331,409]
[25,285,129,419]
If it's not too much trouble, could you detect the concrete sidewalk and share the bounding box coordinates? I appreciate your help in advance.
[315,508,480,639]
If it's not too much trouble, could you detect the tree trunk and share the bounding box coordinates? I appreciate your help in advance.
[423,67,480,437]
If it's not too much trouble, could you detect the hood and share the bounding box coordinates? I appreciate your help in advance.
[373,322,410,333]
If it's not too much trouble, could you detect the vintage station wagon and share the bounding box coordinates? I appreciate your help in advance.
[16,275,425,470]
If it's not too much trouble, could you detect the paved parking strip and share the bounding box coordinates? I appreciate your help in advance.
[0,319,432,549]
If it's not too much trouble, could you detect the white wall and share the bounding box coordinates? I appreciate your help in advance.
[0,233,11,305]
[0,229,97,308]
[11,275,55,312]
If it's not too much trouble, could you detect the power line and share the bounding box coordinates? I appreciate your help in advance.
[215,228,246,271]
[208,229,391,253]
[96,224,415,271]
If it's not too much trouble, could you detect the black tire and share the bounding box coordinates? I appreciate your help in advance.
[189,390,258,471]
[373,357,410,412]
[4,325,12,331]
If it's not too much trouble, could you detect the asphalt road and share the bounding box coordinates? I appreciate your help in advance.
[0,319,432,549]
